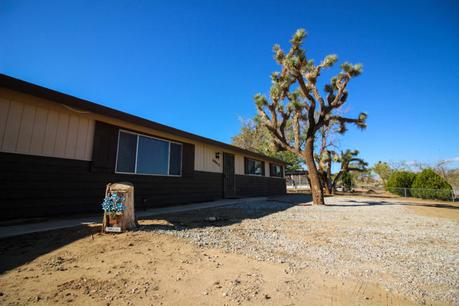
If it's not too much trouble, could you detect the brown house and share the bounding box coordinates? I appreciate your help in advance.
[0,74,286,220]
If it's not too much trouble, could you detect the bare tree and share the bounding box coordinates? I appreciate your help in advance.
[255,29,367,204]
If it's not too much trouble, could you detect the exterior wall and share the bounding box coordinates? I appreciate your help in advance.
[0,151,223,220]
[235,175,286,197]
[195,143,223,173]
[235,154,245,175]
[0,87,286,220]
[0,90,94,160]
[0,88,283,176]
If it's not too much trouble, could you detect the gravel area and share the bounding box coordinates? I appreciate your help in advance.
[146,196,459,305]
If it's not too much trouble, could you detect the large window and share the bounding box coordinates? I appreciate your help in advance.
[116,130,182,176]
[245,158,264,176]
[270,163,283,177]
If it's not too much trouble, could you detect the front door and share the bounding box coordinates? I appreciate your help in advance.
[223,152,236,198]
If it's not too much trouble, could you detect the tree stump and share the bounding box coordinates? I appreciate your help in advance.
[103,182,137,232]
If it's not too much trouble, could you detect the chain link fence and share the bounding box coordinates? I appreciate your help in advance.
[286,175,458,202]
[385,187,456,202]
[355,185,457,202]
[286,174,310,191]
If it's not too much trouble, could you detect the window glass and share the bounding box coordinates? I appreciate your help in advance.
[116,132,137,173]
[271,164,283,177]
[246,158,264,175]
[136,136,169,175]
[169,143,182,175]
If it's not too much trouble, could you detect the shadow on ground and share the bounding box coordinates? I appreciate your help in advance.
[0,195,311,274]
[0,225,100,274]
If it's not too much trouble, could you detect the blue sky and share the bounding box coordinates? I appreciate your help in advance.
[1,0,458,167]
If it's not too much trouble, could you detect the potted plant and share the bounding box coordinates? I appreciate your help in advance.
[101,192,126,226]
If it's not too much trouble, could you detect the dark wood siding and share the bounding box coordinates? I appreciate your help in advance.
[91,121,119,172]
[92,121,196,177]
[235,174,286,197]
[0,152,222,220]
[182,143,195,177]
[223,153,236,198]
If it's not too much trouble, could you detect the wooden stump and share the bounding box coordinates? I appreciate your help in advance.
[103,182,137,232]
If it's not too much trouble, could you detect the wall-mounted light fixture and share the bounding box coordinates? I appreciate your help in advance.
[215,152,221,159]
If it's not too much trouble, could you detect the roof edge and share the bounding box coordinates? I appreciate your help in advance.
[0,73,287,165]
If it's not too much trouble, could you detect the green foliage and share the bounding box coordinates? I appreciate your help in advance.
[411,169,453,200]
[373,161,392,186]
[270,151,304,172]
[341,171,353,192]
[386,171,416,196]
[231,116,303,172]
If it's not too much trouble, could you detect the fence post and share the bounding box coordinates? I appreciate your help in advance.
[404,188,407,198]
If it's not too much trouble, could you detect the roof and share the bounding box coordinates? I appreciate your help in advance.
[0,74,286,165]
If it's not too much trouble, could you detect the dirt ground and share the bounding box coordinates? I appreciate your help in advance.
[0,195,457,306]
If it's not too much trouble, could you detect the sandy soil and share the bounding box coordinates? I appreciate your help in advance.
[0,227,418,306]
[0,196,457,306]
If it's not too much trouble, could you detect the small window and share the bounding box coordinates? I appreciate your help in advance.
[116,130,182,176]
[270,163,283,177]
[245,158,264,176]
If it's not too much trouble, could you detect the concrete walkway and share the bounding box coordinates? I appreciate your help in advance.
[0,197,266,239]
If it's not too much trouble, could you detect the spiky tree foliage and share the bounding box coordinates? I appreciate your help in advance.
[255,29,367,204]
[332,150,368,191]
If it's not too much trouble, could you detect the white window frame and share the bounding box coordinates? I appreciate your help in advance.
[115,129,183,177]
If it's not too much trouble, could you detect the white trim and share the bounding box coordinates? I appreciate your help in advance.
[115,129,183,177]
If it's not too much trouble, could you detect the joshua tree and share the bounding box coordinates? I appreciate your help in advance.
[316,125,339,195]
[255,29,367,204]
[332,150,368,191]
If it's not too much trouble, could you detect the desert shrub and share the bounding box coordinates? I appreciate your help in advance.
[411,169,453,200]
[341,171,353,192]
[386,171,416,196]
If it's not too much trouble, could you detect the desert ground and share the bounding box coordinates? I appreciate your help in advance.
[0,195,458,306]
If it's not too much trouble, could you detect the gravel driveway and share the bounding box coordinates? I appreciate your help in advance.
[145,195,459,305]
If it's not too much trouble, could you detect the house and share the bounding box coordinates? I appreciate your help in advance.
[0,74,286,220]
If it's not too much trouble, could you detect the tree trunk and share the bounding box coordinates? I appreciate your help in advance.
[323,178,333,195]
[320,171,333,195]
[332,171,343,192]
[304,138,325,205]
